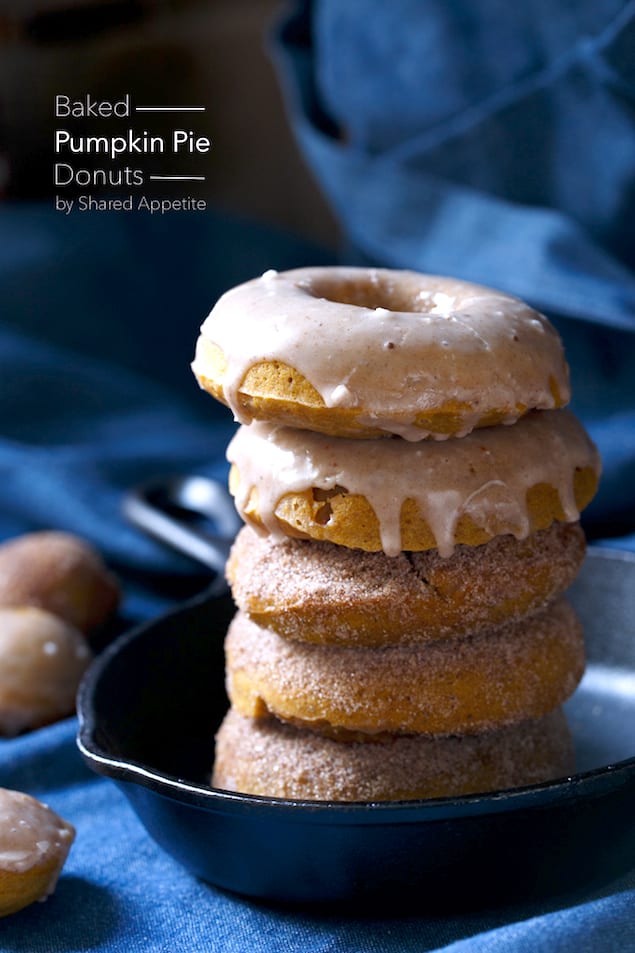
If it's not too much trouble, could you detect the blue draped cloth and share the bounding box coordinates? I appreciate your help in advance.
[272,0,635,549]
[275,0,635,329]
[1,0,635,947]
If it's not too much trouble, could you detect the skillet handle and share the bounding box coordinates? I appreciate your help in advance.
[123,476,241,588]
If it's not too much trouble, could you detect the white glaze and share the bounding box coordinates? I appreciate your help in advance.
[0,607,91,737]
[193,267,570,439]
[227,410,600,557]
[0,788,74,882]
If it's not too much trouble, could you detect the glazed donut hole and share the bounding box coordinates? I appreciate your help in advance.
[0,606,91,737]
[0,787,75,917]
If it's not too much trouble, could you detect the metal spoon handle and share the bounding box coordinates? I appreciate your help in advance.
[123,476,240,586]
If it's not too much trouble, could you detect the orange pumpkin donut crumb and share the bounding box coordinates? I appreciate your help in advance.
[225,599,585,738]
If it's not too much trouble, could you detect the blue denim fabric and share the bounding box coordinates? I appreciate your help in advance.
[274,0,635,329]
[1,718,634,952]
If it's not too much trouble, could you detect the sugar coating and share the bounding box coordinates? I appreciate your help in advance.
[197,265,595,800]
[226,522,586,645]
[213,707,575,801]
[225,599,585,736]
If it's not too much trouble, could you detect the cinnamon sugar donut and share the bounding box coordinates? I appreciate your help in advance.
[213,707,575,802]
[192,267,570,440]
[227,410,600,556]
[226,522,586,646]
[225,599,585,737]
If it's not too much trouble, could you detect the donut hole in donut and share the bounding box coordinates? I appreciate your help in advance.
[276,490,383,548]
[304,273,430,314]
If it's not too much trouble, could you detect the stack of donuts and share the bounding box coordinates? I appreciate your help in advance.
[192,266,601,802]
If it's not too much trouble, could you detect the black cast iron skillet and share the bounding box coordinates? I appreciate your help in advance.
[77,478,635,907]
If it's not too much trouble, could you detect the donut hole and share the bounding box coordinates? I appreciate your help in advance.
[305,274,429,314]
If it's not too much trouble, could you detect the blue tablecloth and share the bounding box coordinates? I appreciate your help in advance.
[1,1,635,947]
[0,720,634,953]
[274,0,635,332]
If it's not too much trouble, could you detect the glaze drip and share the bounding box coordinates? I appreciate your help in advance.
[227,410,600,557]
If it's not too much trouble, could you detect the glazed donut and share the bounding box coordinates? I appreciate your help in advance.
[227,410,600,556]
[226,521,586,647]
[225,599,585,737]
[192,267,570,440]
[213,707,575,802]
[0,788,75,917]
[0,607,91,736]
